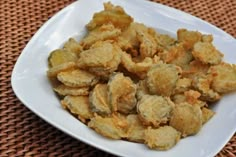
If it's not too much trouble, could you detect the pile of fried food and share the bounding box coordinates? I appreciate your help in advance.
[47,2,236,150]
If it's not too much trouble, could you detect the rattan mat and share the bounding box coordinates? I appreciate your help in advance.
[0,0,235,156]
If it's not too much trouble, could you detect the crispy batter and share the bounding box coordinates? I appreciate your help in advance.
[136,80,150,100]
[48,49,77,68]
[61,95,93,123]
[47,62,76,78]
[208,62,236,93]
[126,114,146,142]
[192,42,223,65]
[177,29,202,50]
[57,69,99,87]
[201,107,215,124]
[137,95,174,127]
[54,84,89,96]
[192,74,221,102]
[146,63,180,96]
[77,41,121,78]
[63,38,83,56]
[144,126,181,150]
[88,114,127,139]
[89,84,111,115]
[80,24,121,49]
[184,90,206,107]
[173,78,192,94]
[86,2,133,31]
[170,102,202,137]
[108,73,137,114]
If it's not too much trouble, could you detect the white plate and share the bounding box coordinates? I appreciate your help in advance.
[11,0,236,156]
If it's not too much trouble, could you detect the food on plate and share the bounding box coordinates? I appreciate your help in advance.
[46,2,236,151]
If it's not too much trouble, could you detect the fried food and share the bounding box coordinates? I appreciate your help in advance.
[108,73,137,114]
[46,2,236,151]
[144,126,181,150]
[77,41,121,78]
[61,95,93,123]
[86,2,133,31]
[63,38,83,56]
[146,63,180,96]
[137,95,174,127]
[89,84,111,115]
[192,42,223,65]
[170,102,202,137]
[48,49,77,68]
[88,114,127,139]
[126,114,146,142]
[54,84,89,96]
[57,69,99,87]
[208,62,236,93]
[201,107,215,124]
[80,23,121,49]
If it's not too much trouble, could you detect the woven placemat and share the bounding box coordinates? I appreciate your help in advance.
[0,0,235,156]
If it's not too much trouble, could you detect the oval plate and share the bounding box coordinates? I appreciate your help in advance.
[11,0,236,156]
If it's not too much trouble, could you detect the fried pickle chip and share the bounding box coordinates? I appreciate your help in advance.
[61,95,93,123]
[57,69,99,87]
[208,62,236,93]
[192,42,223,65]
[63,38,83,56]
[184,90,206,107]
[170,102,202,137]
[136,80,150,100]
[77,41,121,78]
[201,107,215,124]
[126,114,146,142]
[88,114,127,139]
[54,84,89,96]
[120,50,161,79]
[159,43,193,70]
[173,78,192,94]
[144,126,181,150]
[108,73,137,114]
[137,95,174,127]
[177,29,202,50]
[146,63,180,96]
[86,2,133,31]
[192,74,221,102]
[80,23,121,49]
[89,84,111,115]
[48,49,77,68]
[47,62,76,78]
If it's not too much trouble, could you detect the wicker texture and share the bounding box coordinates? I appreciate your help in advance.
[0,0,235,156]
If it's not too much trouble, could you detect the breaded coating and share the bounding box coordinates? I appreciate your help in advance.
[61,95,93,123]
[184,90,206,107]
[108,73,137,114]
[89,84,111,115]
[154,33,176,51]
[47,62,76,77]
[177,29,202,50]
[170,102,202,137]
[88,114,127,139]
[80,24,121,49]
[126,114,146,142]
[201,107,215,124]
[146,63,180,96]
[137,95,174,127]
[54,84,89,96]
[144,126,181,150]
[57,69,99,87]
[174,78,192,94]
[136,80,150,100]
[77,41,121,78]
[86,2,133,31]
[192,42,223,65]
[159,43,193,70]
[192,74,221,102]
[120,50,161,79]
[48,49,77,68]
[208,62,236,93]
[63,38,83,56]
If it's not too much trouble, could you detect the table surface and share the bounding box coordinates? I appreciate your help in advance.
[0,0,236,156]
